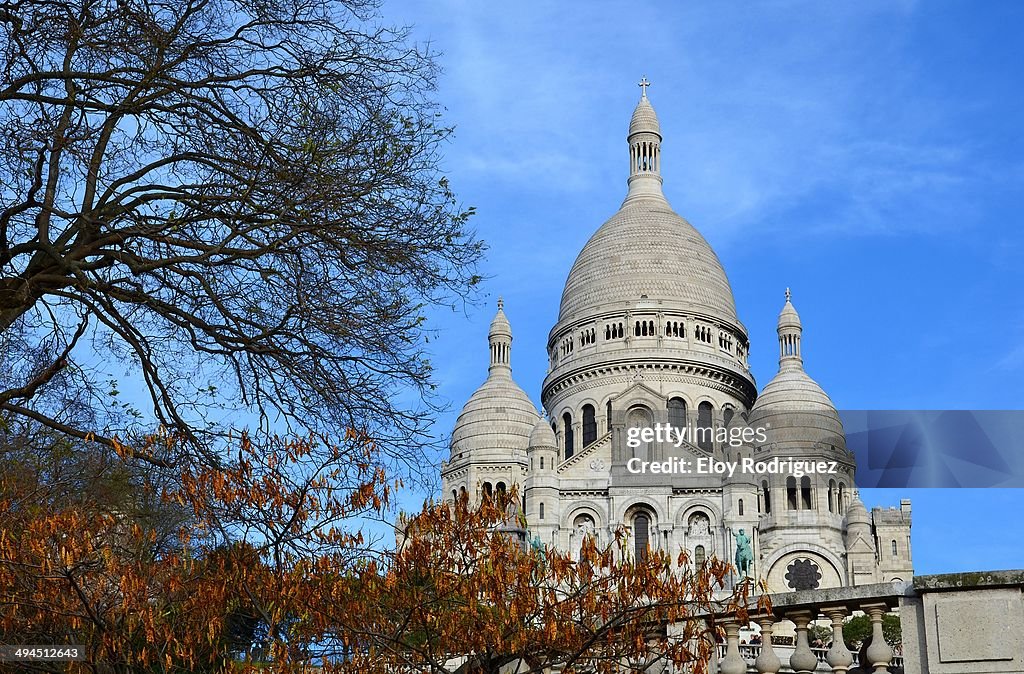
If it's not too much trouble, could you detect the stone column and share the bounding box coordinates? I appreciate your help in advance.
[788,610,818,674]
[718,619,747,674]
[753,614,781,674]
[822,606,853,673]
[863,603,894,673]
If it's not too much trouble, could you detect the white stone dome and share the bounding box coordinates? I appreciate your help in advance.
[750,368,845,445]
[528,415,557,449]
[845,494,871,526]
[557,202,740,323]
[629,95,661,136]
[450,300,539,458]
[450,376,539,457]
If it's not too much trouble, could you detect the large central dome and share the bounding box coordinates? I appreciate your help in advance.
[543,86,755,411]
[556,89,739,326]
[557,202,739,323]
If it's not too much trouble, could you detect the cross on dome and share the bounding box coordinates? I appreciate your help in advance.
[785,287,791,302]
[638,76,651,98]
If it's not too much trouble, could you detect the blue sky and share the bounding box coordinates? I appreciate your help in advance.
[383,0,1024,575]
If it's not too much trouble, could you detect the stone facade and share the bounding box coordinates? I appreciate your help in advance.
[440,84,911,594]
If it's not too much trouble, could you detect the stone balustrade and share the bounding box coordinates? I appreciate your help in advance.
[705,569,1024,673]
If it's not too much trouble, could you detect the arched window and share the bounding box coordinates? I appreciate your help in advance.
[626,406,654,460]
[694,544,706,567]
[891,540,898,558]
[483,482,493,500]
[582,404,597,446]
[800,476,813,510]
[606,400,613,430]
[697,402,714,452]
[496,482,506,495]
[563,412,574,460]
[451,489,457,501]
[539,502,545,520]
[838,483,846,514]
[634,321,641,337]
[539,457,544,469]
[787,476,798,510]
[667,397,686,430]
[738,499,744,516]
[828,480,836,513]
[762,480,771,514]
[634,513,650,561]
[723,407,734,427]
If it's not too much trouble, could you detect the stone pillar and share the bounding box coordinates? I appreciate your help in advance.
[823,606,853,673]
[754,614,781,674]
[788,610,818,674]
[863,603,894,673]
[719,619,747,674]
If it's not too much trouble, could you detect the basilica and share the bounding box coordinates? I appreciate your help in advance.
[440,84,912,594]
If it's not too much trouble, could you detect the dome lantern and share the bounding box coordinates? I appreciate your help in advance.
[489,297,512,376]
[778,287,804,371]
[624,77,666,206]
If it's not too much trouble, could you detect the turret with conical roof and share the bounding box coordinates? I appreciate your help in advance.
[750,289,846,451]
[441,300,538,505]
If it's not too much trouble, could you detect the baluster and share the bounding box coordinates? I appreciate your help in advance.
[863,603,894,673]
[753,614,781,674]
[719,619,746,674]
[788,610,818,674]
[823,606,853,673]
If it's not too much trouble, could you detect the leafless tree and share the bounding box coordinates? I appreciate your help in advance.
[0,0,483,471]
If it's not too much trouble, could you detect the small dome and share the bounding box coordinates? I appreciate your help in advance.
[629,95,661,137]
[450,377,539,457]
[846,494,871,526]
[528,415,557,449]
[450,299,537,458]
[778,291,801,330]
[489,297,511,338]
[749,369,845,449]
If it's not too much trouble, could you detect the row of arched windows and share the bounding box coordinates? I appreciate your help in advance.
[562,318,745,352]
[827,480,847,514]
[558,398,735,460]
[634,320,656,337]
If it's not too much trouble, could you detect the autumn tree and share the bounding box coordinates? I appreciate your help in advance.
[2,433,758,674]
[0,431,393,673]
[0,0,482,470]
[285,491,754,674]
